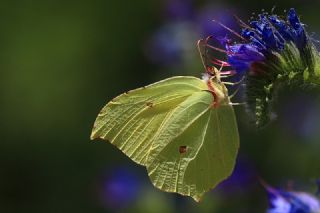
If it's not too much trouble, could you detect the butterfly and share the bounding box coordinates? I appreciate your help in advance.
[91,36,240,202]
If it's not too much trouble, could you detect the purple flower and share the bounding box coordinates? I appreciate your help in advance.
[226,43,265,73]
[204,8,319,127]
[224,8,307,75]
[263,182,320,213]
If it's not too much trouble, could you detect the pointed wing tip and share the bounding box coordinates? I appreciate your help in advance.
[90,121,98,140]
[192,195,203,203]
[90,122,103,141]
[90,130,99,141]
[90,131,109,143]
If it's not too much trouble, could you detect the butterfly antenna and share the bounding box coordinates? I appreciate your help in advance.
[204,36,219,75]
[197,39,207,71]
[205,36,215,74]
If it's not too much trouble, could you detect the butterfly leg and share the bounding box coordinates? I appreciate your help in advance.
[228,85,241,99]
[229,102,245,106]
[222,76,245,86]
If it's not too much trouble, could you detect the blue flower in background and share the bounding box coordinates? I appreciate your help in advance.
[99,168,140,209]
[145,22,197,67]
[263,182,320,213]
[197,5,239,38]
[164,0,194,21]
[215,156,256,193]
[145,2,239,67]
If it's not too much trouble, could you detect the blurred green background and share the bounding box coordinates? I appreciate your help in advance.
[1,0,320,212]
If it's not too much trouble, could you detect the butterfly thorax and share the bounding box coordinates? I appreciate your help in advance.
[203,69,230,107]
[208,79,230,107]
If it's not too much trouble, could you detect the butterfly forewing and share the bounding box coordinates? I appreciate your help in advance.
[91,76,208,165]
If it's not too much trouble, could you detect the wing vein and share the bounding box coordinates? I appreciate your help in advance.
[215,110,226,169]
[110,94,189,142]
[150,102,211,156]
[126,116,157,156]
[181,110,212,189]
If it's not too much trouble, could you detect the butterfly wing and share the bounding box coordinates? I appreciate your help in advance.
[91,76,239,201]
[147,91,239,201]
[91,76,208,166]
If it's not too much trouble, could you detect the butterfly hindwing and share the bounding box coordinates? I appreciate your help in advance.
[147,91,239,201]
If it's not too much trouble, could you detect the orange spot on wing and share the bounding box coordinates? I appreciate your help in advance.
[179,146,187,154]
[146,102,154,107]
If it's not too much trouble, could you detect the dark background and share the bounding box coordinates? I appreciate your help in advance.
[1,0,320,212]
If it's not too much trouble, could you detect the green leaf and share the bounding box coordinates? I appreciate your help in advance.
[91,76,239,202]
